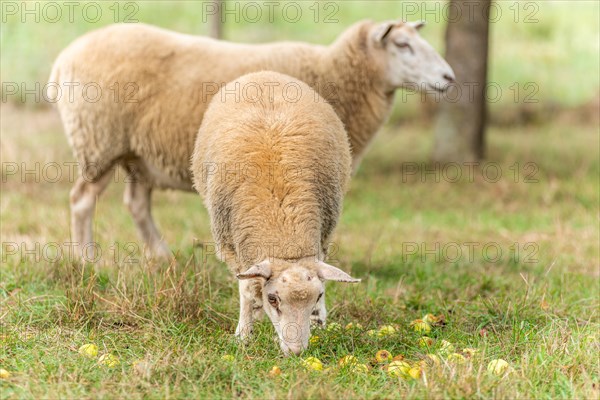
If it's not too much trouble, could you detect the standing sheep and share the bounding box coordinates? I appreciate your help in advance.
[192,71,359,355]
[48,19,454,258]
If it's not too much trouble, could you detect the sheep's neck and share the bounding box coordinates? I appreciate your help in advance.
[317,33,394,166]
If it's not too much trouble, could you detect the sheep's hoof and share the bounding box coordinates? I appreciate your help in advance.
[235,324,254,343]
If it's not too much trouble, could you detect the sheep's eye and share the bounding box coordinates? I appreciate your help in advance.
[395,42,412,51]
[316,293,323,303]
[268,294,279,307]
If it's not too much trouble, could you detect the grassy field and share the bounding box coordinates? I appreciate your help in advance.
[2,0,599,120]
[1,100,598,398]
[1,1,599,398]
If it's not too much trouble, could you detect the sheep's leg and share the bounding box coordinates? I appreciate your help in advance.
[123,180,171,259]
[69,171,113,262]
[235,279,261,340]
[311,290,327,327]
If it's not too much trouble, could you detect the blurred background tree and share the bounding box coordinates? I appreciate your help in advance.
[433,0,491,163]
[2,1,598,147]
[210,0,223,39]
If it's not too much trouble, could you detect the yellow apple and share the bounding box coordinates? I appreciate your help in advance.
[448,353,466,364]
[78,343,98,358]
[378,325,396,337]
[338,355,359,367]
[98,353,120,368]
[352,363,369,373]
[375,350,392,363]
[438,340,455,356]
[410,319,432,334]
[387,360,411,378]
[487,359,509,375]
[408,366,422,379]
[302,357,323,371]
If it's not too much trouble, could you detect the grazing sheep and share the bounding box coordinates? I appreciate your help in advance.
[191,71,359,355]
[48,19,454,258]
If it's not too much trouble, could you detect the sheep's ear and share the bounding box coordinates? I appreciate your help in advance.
[317,261,360,283]
[409,20,426,30]
[373,21,396,44]
[237,260,272,280]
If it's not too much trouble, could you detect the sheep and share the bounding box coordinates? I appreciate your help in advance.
[191,71,359,355]
[48,19,455,259]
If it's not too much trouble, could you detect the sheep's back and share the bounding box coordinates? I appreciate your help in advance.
[193,71,351,263]
[49,23,327,185]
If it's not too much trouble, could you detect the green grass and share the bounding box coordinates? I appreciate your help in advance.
[1,1,599,120]
[1,101,598,398]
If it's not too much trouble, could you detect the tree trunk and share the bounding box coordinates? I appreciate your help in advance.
[209,0,223,39]
[432,0,491,163]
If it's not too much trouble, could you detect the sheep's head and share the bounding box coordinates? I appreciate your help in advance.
[371,20,455,93]
[237,259,359,355]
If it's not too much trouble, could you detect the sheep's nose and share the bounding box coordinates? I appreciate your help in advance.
[280,341,305,356]
[443,73,455,83]
[288,345,304,356]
